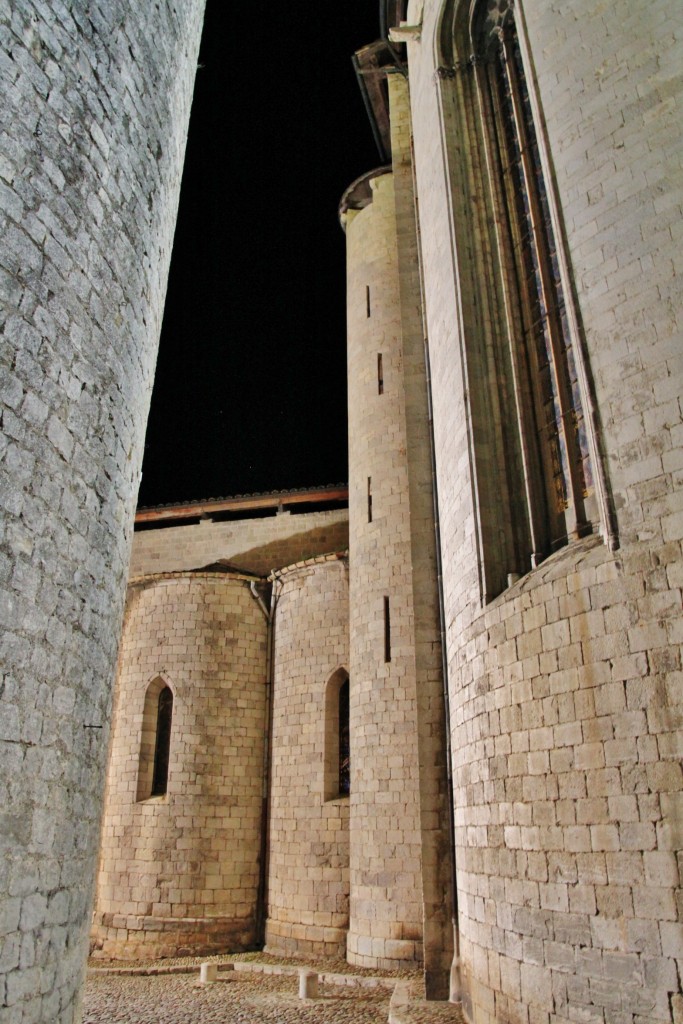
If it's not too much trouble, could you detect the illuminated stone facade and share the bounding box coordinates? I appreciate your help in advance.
[1,1,681,1022]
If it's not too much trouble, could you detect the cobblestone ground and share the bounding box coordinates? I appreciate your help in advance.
[82,971,392,1024]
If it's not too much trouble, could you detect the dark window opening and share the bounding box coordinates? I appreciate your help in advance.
[377,353,384,394]
[151,686,173,796]
[384,596,391,663]
[338,678,350,796]
[367,476,373,522]
[366,284,371,318]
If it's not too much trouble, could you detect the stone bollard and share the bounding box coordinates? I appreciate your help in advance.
[298,969,319,999]
[200,963,218,984]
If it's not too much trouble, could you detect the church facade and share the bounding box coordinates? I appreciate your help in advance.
[1,1,681,1022]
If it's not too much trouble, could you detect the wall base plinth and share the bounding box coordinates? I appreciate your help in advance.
[346,932,423,971]
[264,919,347,958]
[90,913,257,960]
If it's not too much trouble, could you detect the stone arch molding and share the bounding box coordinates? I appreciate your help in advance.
[323,666,350,801]
[136,673,175,802]
[432,0,513,66]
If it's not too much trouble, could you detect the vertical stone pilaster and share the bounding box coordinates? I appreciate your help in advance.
[388,74,454,999]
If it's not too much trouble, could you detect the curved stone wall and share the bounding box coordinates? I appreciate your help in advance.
[450,536,683,1023]
[265,555,350,957]
[0,2,204,1019]
[92,572,267,958]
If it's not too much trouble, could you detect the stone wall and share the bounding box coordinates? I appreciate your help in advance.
[451,537,683,1024]
[130,508,349,579]
[91,572,267,959]
[265,555,350,957]
[406,1,683,1021]
[0,2,204,1020]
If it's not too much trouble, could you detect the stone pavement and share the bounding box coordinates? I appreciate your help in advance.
[83,957,466,1024]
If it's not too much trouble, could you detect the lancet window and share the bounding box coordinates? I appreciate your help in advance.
[338,677,350,796]
[137,677,174,801]
[151,686,173,797]
[324,668,350,799]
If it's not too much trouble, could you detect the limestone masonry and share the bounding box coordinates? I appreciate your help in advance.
[0,2,204,1021]
[1,1,682,1023]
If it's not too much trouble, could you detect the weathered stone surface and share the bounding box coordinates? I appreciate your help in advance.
[265,556,350,960]
[0,1,204,1019]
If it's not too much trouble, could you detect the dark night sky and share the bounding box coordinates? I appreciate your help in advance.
[137,2,381,508]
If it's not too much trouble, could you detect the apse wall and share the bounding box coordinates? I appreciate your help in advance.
[406,1,683,1022]
[265,555,350,957]
[0,2,204,1019]
[92,572,268,958]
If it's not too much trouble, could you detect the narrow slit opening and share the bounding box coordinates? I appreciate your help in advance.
[383,596,391,663]
[367,477,373,523]
[366,284,371,318]
[377,353,384,395]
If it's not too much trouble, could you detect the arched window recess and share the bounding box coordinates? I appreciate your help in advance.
[324,668,350,800]
[137,676,174,801]
[433,0,613,600]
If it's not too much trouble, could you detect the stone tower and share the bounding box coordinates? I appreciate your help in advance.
[2,2,682,1022]
[341,73,453,994]
[0,2,204,1019]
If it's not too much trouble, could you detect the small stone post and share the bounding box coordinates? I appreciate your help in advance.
[200,963,218,984]
[298,969,319,999]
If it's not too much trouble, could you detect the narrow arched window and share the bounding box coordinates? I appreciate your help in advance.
[338,678,350,796]
[137,677,174,801]
[324,669,350,800]
[151,686,173,796]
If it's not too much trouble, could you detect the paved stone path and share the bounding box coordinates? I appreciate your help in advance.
[82,971,392,1024]
[83,954,465,1024]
